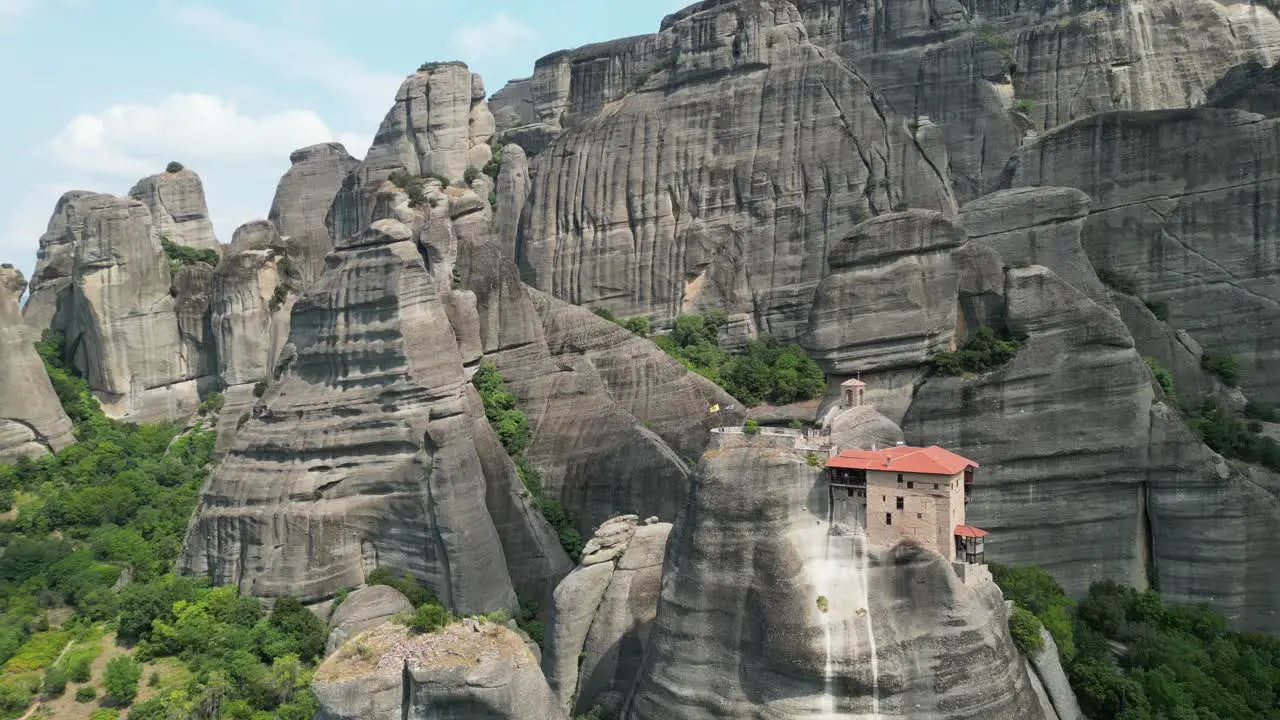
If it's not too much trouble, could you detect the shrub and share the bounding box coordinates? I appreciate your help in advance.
[405,603,450,634]
[482,145,503,180]
[806,452,822,468]
[76,684,96,702]
[1143,297,1169,320]
[388,169,428,208]
[743,420,761,435]
[930,326,1019,376]
[816,595,829,613]
[104,655,142,706]
[619,316,650,337]
[1008,606,1044,656]
[69,655,92,682]
[1144,357,1175,396]
[253,379,269,398]
[452,264,461,289]
[165,161,184,173]
[1186,398,1280,471]
[160,236,219,270]
[89,709,118,720]
[148,670,160,687]
[42,665,67,696]
[463,166,481,185]
[592,307,617,322]
[892,202,910,211]
[1201,351,1241,386]
[268,284,291,312]
[366,568,438,608]
[198,392,225,417]
[1012,98,1035,115]
[992,564,1075,659]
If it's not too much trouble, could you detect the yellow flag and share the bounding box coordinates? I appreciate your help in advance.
[708,404,720,414]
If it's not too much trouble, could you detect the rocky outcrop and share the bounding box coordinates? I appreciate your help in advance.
[1028,626,1083,720]
[542,516,671,715]
[24,191,104,332]
[493,143,529,262]
[1002,109,1280,403]
[626,434,1047,718]
[180,191,566,612]
[210,221,296,386]
[326,63,496,246]
[313,620,566,720]
[325,585,413,656]
[268,143,360,284]
[0,266,75,461]
[54,192,206,422]
[129,167,220,253]
[507,0,955,337]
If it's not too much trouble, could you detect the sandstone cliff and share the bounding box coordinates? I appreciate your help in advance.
[626,432,1047,718]
[129,167,221,253]
[501,0,955,338]
[268,142,359,285]
[0,266,75,461]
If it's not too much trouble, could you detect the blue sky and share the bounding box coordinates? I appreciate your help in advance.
[0,0,691,278]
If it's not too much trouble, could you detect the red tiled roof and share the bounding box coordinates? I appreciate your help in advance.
[824,445,979,476]
[954,525,989,538]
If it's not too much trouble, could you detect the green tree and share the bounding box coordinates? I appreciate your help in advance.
[104,655,142,706]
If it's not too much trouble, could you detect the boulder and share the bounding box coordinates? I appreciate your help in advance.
[325,585,413,656]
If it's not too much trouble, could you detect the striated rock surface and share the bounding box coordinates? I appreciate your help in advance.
[509,0,955,337]
[327,63,495,245]
[542,516,671,714]
[24,191,107,331]
[0,266,75,461]
[211,220,296,386]
[314,620,566,720]
[1002,109,1280,403]
[128,167,220,252]
[181,194,567,613]
[1028,625,1083,720]
[269,142,359,284]
[325,585,413,656]
[627,434,1047,718]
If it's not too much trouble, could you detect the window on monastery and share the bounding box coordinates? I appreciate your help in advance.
[933,483,938,490]
[847,487,855,497]
[897,473,904,483]
[906,481,914,489]
[895,497,904,510]
[885,513,892,526]
[917,513,923,519]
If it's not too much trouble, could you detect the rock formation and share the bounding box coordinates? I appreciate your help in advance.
[626,432,1048,718]
[1001,109,1280,404]
[210,220,296,387]
[268,142,360,284]
[542,515,671,715]
[0,265,75,461]
[503,0,956,337]
[325,585,413,656]
[313,619,566,719]
[129,166,220,253]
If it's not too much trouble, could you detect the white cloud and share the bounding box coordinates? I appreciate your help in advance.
[48,93,367,178]
[168,5,403,123]
[452,13,537,61]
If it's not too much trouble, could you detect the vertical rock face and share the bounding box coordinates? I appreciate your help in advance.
[627,437,1047,719]
[211,220,295,386]
[268,142,359,284]
[59,193,204,422]
[542,516,671,715]
[180,198,562,613]
[326,63,496,246]
[313,621,567,720]
[1002,109,1280,403]
[0,266,75,461]
[786,0,1280,200]
[508,0,955,337]
[129,167,221,253]
[24,191,113,333]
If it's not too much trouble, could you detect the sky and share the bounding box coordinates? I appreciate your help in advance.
[0,0,692,278]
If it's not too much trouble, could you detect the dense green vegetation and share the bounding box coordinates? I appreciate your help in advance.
[472,363,584,561]
[0,332,333,718]
[1143,356,1280,472]
[1201,351,1241,387]
[164,162,184,174]
[649,312,825,406]
[996,564,1280,720]
[159,236,218,272]
[929,326,1019,376]
[591,307,651,338]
